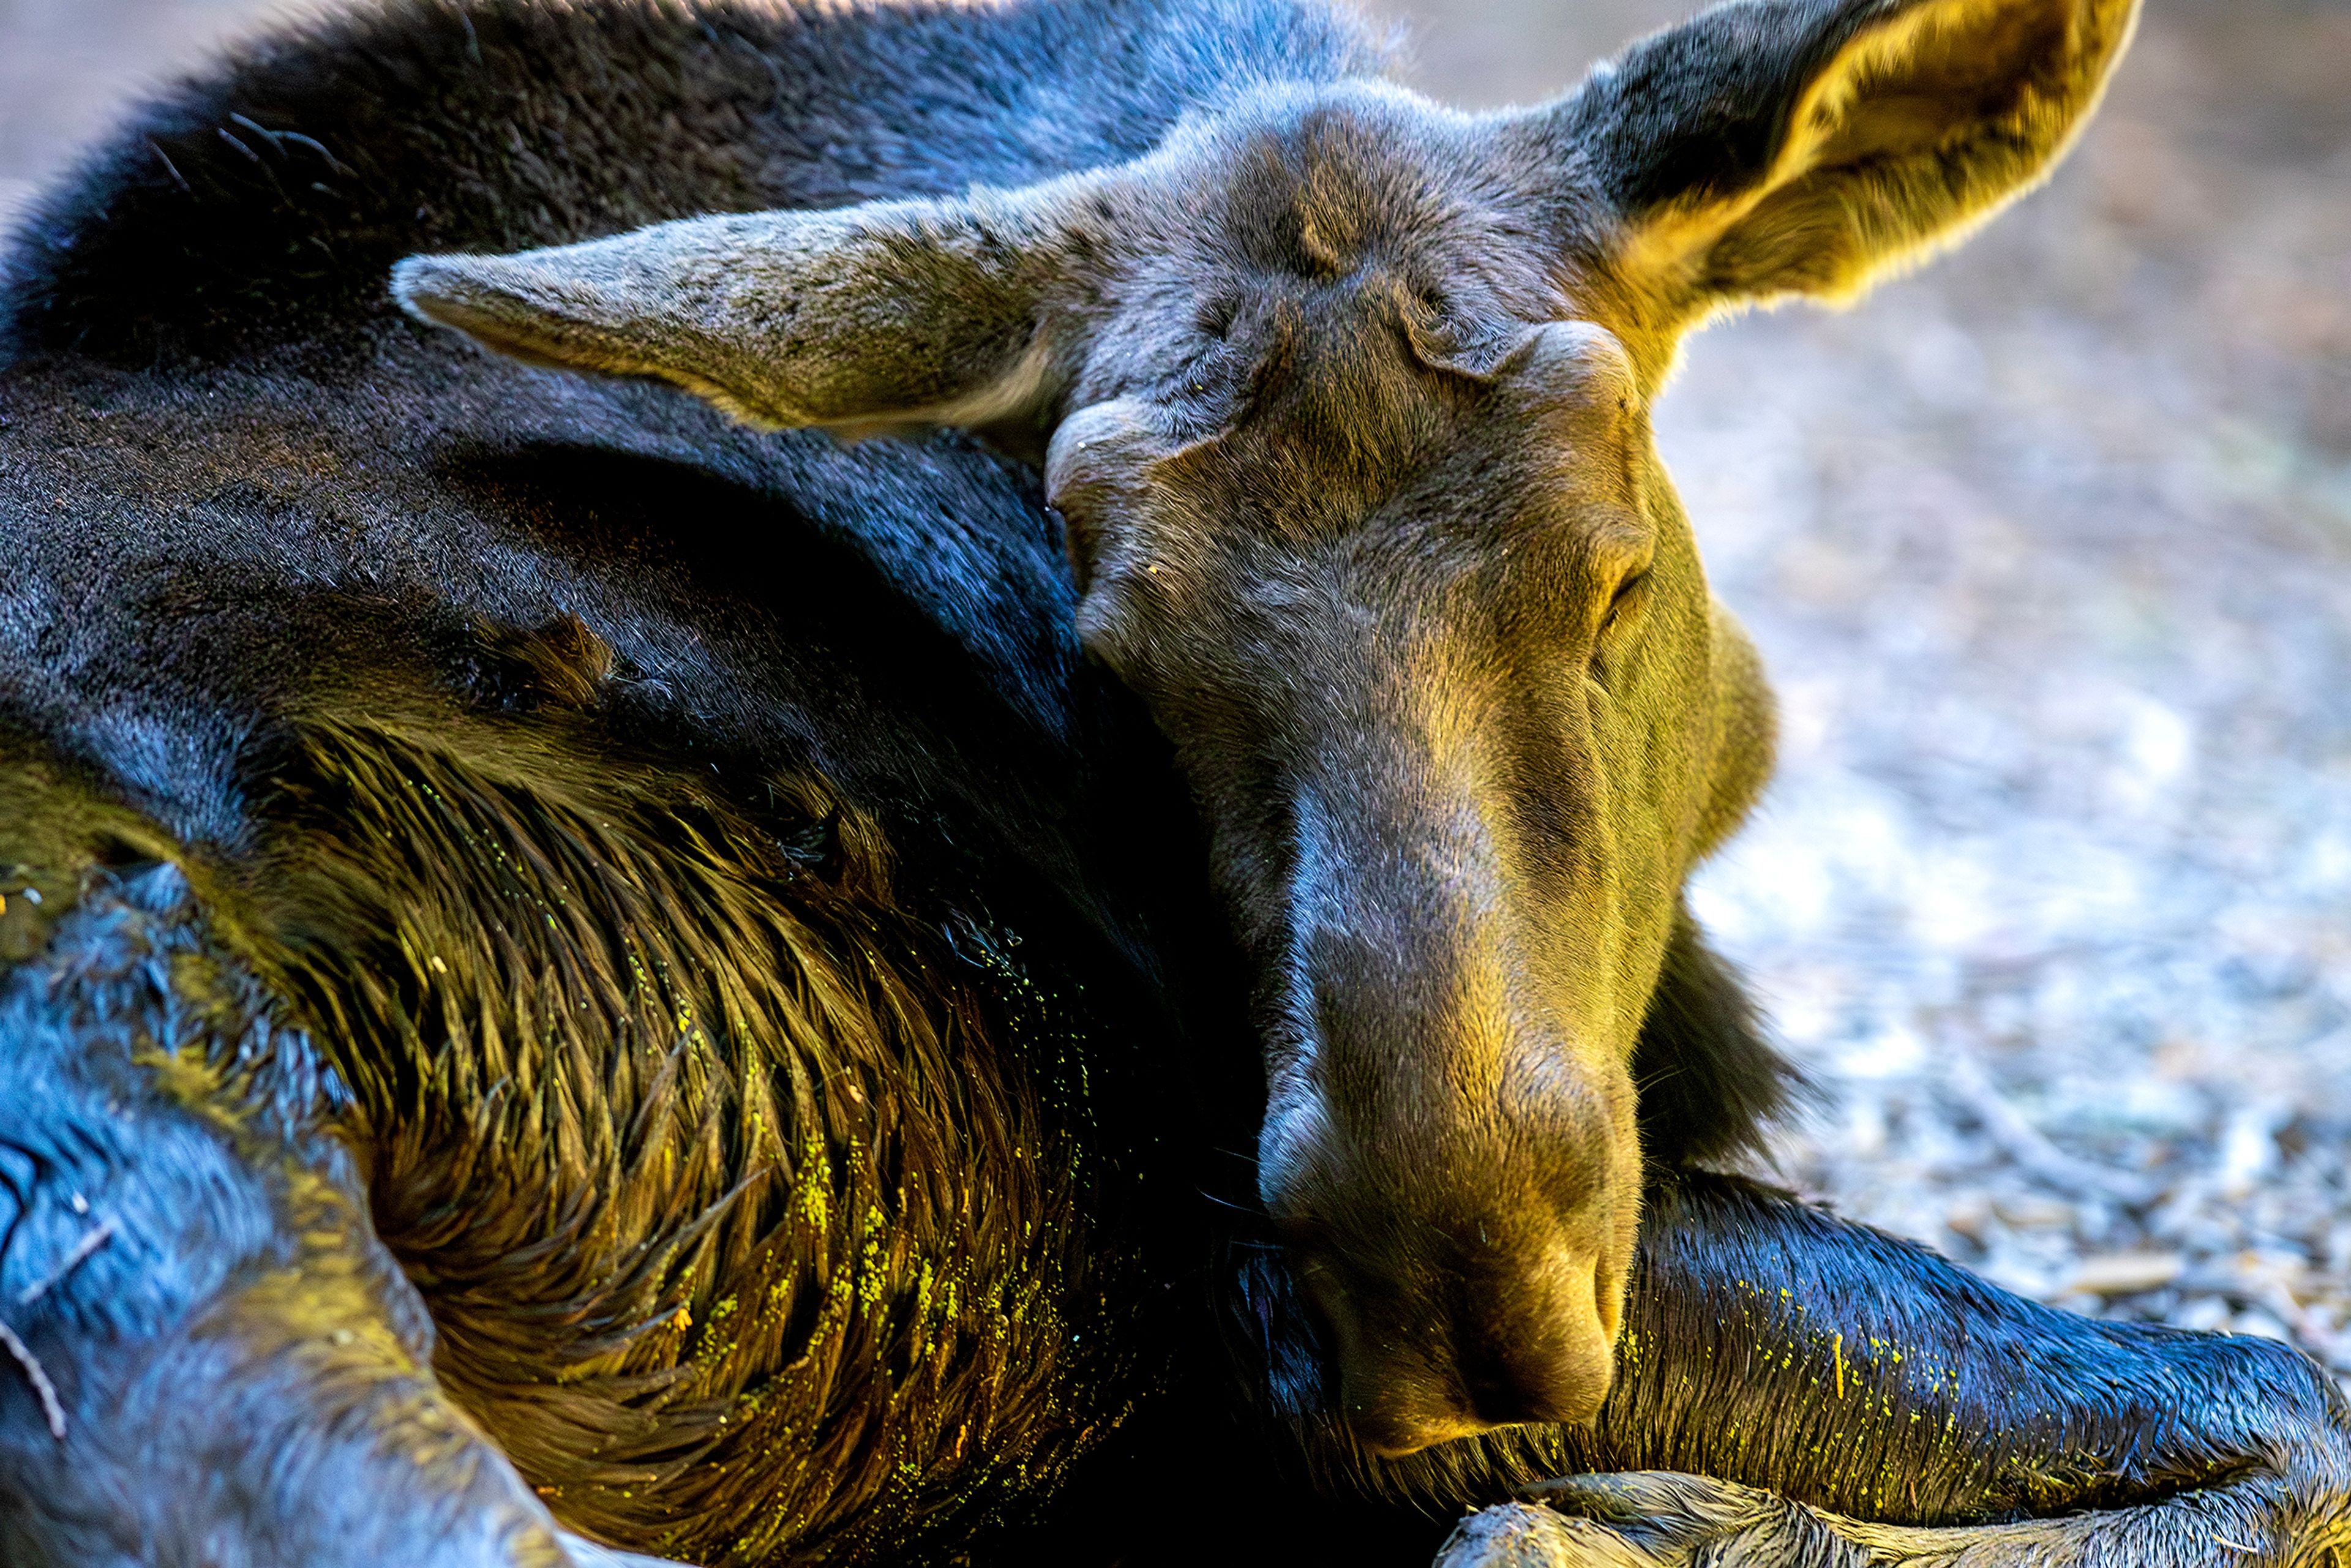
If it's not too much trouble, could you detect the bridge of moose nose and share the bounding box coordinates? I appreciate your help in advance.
[1223,587,1650,1454]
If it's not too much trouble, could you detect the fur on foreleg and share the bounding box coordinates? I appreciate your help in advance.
[1433,1468,2351,1568]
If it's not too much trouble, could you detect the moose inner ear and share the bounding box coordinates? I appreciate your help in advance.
[391,188,1097,437]
[1540,0,2137,324]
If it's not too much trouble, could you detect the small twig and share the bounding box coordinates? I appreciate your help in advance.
[2249,1277,2341,1362]
[1941,1052,2159,1204]
[18,1217,117,1307]
[0,1319,66,1440]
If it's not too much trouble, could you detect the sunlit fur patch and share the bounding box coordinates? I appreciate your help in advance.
[240,706,1158,1566]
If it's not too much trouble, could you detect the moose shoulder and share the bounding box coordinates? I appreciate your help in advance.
[0,0,2343,1564]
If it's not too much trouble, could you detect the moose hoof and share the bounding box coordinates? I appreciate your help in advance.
[1433,1502,1589,1567]
[1430,1495,1733,1568]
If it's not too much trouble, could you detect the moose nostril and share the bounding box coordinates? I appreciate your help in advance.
[1327,1244,1623,1457]
[1461,1349,1597,1430]
[1454,1253,1618,1430]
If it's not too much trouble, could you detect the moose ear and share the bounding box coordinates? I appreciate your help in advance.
[1539,0,2137,323]
[391,189,1093,434]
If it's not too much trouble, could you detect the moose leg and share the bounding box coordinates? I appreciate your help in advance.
[0,859,655,1568]
[1435,1471,2344,1567]
[1434,1172,2351,1566]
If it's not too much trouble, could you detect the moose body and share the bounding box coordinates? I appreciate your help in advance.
[0,0,2345,1564]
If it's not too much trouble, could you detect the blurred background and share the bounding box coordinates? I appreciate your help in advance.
[5,0,2347,1371]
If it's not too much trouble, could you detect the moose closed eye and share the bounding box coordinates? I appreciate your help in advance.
[1600,568,1651,639]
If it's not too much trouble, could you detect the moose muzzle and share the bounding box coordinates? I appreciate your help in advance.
[1255,857,1644,1456]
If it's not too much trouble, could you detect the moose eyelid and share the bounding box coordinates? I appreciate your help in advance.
[1596,567,1651,641]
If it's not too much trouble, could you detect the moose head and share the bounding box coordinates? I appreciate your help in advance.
[396,0,2137,1458]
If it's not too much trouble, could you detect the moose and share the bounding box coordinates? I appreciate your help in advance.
[0,0,2344,1562]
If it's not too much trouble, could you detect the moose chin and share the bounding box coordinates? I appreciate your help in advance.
[1,0,2345,1564]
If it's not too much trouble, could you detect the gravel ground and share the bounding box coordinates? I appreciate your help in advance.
[7,0,2349,1378]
